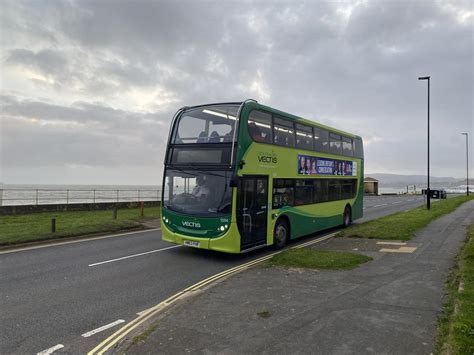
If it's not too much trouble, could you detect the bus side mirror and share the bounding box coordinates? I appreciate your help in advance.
[229,176,239,188]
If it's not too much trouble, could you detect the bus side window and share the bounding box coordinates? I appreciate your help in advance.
[342,179,354,199]
[313,179,328,203]
[248,110,272,143]
[272,179,294,208]
[295,124,313,150]
[328,180,341,201]
[342,136,353,156]
[295,179,313,205]
[273,117,295,147]
[329,133,342,155]
[354,137,364,158]
[314,127,329,153]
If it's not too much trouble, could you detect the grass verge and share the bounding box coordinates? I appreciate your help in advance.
[0,207,160,246]
[339,195,474,241]
[436,224,474,355]
[267,248,372,270]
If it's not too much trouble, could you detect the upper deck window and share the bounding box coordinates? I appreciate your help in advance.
[273,117,295,147]
[342,136,353,156]
[314,127,329,153]
[173,105,238,144]
[329,133,342,155]
[354,137,364,158]
[295,124,313,150]
[248,110,272,143]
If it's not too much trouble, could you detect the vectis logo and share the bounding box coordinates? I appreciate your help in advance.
[182,221,201,228]
[257,152,278,164]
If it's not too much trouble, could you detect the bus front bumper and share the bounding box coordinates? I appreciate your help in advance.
[161,223,242,254]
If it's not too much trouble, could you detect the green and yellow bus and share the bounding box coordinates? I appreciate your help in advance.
[162,100,364,253]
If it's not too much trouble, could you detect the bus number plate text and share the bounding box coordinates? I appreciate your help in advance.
[184,240,200,248]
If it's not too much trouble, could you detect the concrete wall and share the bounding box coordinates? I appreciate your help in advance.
[0,201,160,216]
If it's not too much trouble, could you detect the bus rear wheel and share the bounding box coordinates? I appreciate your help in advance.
[343,206,352,228]
[273,219,289,249]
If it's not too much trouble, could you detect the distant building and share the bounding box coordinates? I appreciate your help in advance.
[364,177,379,195]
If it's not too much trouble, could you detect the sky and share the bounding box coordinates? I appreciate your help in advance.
[0,0,472,185]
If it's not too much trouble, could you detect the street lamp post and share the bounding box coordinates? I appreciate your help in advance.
[419,76,431,210]
[462,133,469,196]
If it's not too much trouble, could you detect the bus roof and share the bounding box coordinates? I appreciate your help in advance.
[253,102,360,139]
[180,100,361,140]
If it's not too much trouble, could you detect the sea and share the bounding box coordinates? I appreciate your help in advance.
[0,184,161,206]
[0,183,469,206]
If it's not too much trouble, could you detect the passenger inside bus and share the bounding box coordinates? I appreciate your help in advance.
[248,122,266,142]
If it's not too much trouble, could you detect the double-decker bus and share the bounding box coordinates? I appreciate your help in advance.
[162,100,364,253]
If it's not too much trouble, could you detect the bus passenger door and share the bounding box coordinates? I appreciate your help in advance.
[237,176,268,250]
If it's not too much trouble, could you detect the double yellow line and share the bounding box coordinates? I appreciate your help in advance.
[88,232,337,355]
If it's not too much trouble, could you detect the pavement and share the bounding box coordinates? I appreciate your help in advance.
[124,199,474,355]
[0,195,447,354]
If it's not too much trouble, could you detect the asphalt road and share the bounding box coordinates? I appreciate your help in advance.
[0,195,432,354]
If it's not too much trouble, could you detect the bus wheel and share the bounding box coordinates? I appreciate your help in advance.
[273,219,289,249]
[343,206,352,228]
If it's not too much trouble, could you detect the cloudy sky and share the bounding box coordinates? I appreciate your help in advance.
[0,0,472,185]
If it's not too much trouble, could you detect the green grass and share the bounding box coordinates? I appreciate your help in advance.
[0,207,160,246]
[130,323,159,346]
[339,195,474,241]
[437,224,474,355]
[267,247,372,270]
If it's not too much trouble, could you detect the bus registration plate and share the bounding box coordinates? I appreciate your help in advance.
[184,240,200,248]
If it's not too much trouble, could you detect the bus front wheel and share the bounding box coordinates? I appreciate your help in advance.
[343,206,352,228]
[273,219,289,249]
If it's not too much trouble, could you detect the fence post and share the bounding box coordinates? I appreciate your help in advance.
[140,202,144,217]
[36,189,39,205]
[116,190,119,203]
[138,189,140,202]
[113,207,117,220]
[51,218,56,233]
[93,190,96,204]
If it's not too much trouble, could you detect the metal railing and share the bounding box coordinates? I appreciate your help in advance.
[0,188,161,206]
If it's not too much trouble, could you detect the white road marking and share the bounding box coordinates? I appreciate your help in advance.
[88,245,182,267]
[0,228,161,255]
[380,246,417,253]
[373,204,388,207]
[37,344,64,355]
[376,241,407,246]
[82,319,126,338]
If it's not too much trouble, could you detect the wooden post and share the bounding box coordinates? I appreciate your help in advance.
[140,202,144,217]
[51,218,56,233]
[113,207,117,220]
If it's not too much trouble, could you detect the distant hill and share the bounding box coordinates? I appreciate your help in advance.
[364,173,467,188]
